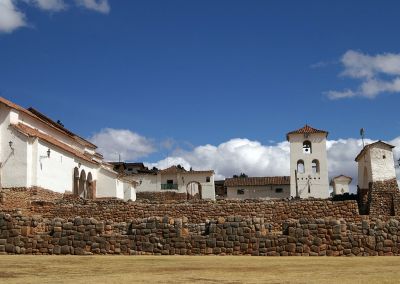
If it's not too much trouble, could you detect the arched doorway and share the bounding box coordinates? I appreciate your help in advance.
[73,167,79,196]
[186,181,202,200]
[86,172,93,199]
[79,170,86,198]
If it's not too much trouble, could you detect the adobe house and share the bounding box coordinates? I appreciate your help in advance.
[355,141,400,215]
[225,176,290,200]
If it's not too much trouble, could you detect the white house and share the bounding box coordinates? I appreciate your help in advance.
[330,175,352,196]
[122,165,216,200]
[0,97,135,201]
[287,125,330,199]
[355,140,396,189]
[225,176,290,200]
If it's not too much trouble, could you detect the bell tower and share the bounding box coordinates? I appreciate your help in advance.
[287,125,330,199]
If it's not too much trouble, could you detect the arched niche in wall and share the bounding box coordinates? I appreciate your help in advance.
[79,169,86,198]
[311,159,320,174]
[73,167,79,196]
[86,172,93,199]
[297,160,305,174]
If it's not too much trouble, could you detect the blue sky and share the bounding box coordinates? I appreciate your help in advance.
[1,0,400,180]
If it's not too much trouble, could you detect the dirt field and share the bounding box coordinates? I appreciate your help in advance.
[0,255,400,283]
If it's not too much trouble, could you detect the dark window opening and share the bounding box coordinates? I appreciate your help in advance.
[206,176,210,182]
[237,189,245,195]
[275,188,283,193]
[167,180,173,184]
[303,140,312,154]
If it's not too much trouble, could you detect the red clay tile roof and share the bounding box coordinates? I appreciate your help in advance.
[11,123,98,165]
[0,97,96,149]
[355,140,395,162]
[286,125,328,140]
[224,176,290,187]
[27,107,97,149]
[160,165,214,175]
[332,175,353,180]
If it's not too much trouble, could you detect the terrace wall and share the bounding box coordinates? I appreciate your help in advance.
[29,199,360,231]
[1,213,400,256]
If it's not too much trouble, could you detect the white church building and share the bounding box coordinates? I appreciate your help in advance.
[0,97,135,201]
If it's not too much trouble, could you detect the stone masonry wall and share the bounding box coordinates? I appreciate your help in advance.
[368,179,400,216]
[1,212,400,256]
[30,199,360,231]
[136,192,188,202]
[0,188,63,214]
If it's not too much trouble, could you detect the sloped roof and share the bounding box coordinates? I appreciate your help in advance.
[224,176,290,187]
[0,97,96,149]
[11,123,98,165]
[159,165,214,175]
[27,107,97,149]
[286,125,328,140]
[355,140,395,162]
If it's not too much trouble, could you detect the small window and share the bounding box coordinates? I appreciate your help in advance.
[167,180,173,184]
[206,176,210,182]
[237,189,245,195]
[383,155,386,159]
[275,188,283,193]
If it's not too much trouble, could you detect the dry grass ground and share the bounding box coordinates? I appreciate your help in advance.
[0,255,400,284]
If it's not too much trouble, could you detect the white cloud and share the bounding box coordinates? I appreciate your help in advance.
[89,128,156,161]
[26,0,66,11]
[0,0,110,34]
[326,50,400,99]
[325,89,356,100]
[0,0,27,33]
[147,138,291,180]
[75,0,109,14]
[146,136,400,192]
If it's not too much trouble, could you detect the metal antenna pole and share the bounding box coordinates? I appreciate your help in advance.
[360,128,365,148]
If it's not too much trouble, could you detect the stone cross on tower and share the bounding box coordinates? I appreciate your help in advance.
[287,125,330,199]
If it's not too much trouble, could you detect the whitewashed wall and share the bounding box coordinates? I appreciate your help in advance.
[332,177,351,195]
[227,185,290,200]
[129,174,159,192]
[0,107,29,188]
[96,168,118,198]
[357,151,372,189]
[123,183,136,201]
[179,172,215,200]
[370,146,396,182]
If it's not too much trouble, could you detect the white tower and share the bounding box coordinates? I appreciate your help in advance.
[287,125,330,199]
[355,140,396,190]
